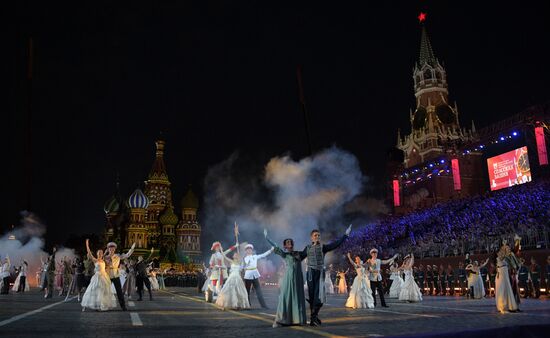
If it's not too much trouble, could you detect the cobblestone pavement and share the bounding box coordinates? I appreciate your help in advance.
[0,287,549,337]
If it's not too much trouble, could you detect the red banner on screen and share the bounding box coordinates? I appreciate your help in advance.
[487,146,532,191]
[451,159,461,190]
[535,126,548,165]
[393,180,400,206]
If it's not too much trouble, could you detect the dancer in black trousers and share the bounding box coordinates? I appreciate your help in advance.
[366,248,397,307]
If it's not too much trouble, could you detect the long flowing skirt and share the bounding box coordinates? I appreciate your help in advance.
[495,266,517,313]
[399,275,423,302]
[345,276,374,309]
[81,272,117,311]
[389,276,403,298]
[325,274,335,295]
[12,274,30,292]
[149,276,159,291]
[337,277,347,294]
[215,273,250,310]
[471,274,485,299]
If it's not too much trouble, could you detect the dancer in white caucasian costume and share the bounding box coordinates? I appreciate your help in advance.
[466,258,489,299]
[345,253,374,309]
[81,239,117,311]
[388,262,403,298]
[215,250,250,310]
[243,243,273,308]
[399,254,422,302]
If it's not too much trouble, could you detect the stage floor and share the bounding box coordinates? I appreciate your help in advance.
[0,287,549,337]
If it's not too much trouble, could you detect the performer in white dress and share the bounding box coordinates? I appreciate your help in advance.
[388,262,403,298]
[149,268,160,291]
[215,251,250,310]
[325,264,335,295]
[466,259,489,299]
[337,269,348,294]
[399,254,422,303]
[81,239,117,311]
[13,261,30,292]
[495,246,518,313]
[345,253,374,309]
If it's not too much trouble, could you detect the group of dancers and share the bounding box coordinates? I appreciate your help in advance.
[202,225,353,327]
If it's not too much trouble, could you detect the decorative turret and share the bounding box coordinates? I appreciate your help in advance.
[128,188,150,209]
[176,187,201,263]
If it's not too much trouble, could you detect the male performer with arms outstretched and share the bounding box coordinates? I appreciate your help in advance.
[301,225,351,326]
[366,248,397,307]
[105,242,135,311]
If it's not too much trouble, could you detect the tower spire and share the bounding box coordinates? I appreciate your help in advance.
[419,27,437,67]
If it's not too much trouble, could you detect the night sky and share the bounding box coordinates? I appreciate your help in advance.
[5,1,550,245]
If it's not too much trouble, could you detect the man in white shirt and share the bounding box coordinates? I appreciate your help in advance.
[0,255,10,294]
[104,242,135,311]
[366,248,397,307]
[242,244,273,309]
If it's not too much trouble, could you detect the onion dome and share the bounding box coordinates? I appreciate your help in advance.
[181,188,199,209]
[159,206,178,225]
[103,195,120,214]
[128,188,150,209]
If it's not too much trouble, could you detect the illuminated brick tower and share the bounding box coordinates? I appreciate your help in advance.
[176,187,202,264]
[397,13,476,168]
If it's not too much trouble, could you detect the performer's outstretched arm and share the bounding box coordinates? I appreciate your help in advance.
[256,248,274,259]
[381,254,398,265]
[265,235,285,257]
[323,225,352,253]
[120,243,136,260]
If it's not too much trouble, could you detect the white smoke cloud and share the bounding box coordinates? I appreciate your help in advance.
[202,147,366,269]
[0,212,75,287]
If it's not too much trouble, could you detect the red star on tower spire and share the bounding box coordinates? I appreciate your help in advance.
[418,12,427,23]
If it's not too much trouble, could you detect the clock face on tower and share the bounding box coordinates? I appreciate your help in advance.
[436,104,455,125]
[413,106,427,130]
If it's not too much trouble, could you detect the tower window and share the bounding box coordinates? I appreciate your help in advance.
[424,69,432,80]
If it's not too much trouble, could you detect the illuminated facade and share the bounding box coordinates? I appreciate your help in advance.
[103,140,202,265]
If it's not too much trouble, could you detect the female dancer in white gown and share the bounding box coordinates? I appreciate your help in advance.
[399,254,422,302]
[149,268,160,291]
[325,264,335,295]
[495,248,518,313]
[345,253,374,309]
[215,251,250,310]
[388,262,403,298]
[81,239,117,311]
[337,269,348,294]
[466,259,489,299]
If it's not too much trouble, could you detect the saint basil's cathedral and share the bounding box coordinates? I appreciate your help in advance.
[103,139,202,267]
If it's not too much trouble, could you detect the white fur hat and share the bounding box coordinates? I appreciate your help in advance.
[370,248,378,254]
[245,244,254,250]
[107,242,117,248]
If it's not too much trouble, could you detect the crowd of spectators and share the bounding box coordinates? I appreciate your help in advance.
[341,180,550,260]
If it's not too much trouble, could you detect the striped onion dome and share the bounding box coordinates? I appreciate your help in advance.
[159,206,178,225]
[128,188,150,209]
[103,195,120,214]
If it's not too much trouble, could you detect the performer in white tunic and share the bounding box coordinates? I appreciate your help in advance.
[495,244,518,313]
[0,256,10,294]
[388,262,403,298]
[466,259,489,299]
[13,261,30,292]
[366,249,397,307]
[215,251,250,310]
[345,253,374,309]
[399,254,422,302]
[81,239,117,311]
[104,241,135,311]
[243,243,273,308]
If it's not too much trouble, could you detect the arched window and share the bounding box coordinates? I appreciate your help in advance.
[424,69,432,80]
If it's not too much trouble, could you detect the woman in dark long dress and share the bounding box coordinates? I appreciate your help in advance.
[264,229,307,328]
